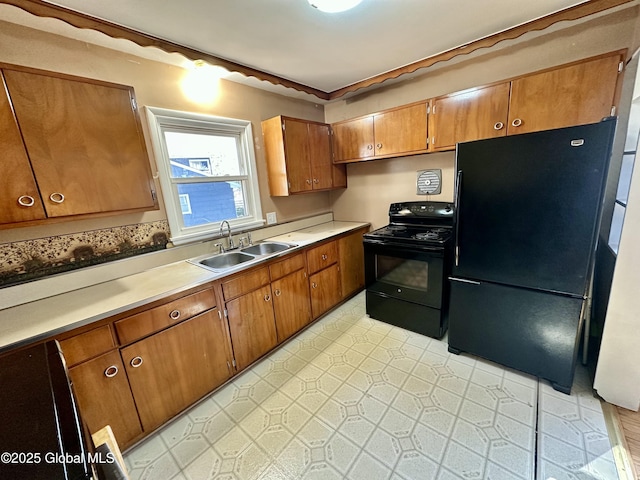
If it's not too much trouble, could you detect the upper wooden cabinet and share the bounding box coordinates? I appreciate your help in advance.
[430,51,624,151]
[332,103,428,163]
[262,116,346,196]
[429,83,511,151]
[0,64,157,227]
[506,53,623,135]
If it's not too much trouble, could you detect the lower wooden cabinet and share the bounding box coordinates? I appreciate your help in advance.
[225,285,278,371]
[68,350,142,448]
[310,264,341,318]
[339,227,367,299]
[121,309,231,431]
[272,268,312,341]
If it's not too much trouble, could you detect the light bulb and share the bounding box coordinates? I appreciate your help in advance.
[308,0,363,13]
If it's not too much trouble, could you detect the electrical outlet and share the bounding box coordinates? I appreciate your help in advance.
[266,212,277,225]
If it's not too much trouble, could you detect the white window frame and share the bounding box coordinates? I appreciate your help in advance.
[145,106,264,245]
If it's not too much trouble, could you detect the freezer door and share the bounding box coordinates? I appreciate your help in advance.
[448,279,584,393]
[454,119,615,296]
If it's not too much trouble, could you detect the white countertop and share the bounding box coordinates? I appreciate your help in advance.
[0,221,368,353]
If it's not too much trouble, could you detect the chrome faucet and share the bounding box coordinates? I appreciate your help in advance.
[219,220,234,251]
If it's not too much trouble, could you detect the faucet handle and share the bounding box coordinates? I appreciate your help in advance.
[247,232,252,245]
[213,242,224,254]
[238,237,246,248]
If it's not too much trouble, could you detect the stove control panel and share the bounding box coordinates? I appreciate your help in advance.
[389,201,453,218]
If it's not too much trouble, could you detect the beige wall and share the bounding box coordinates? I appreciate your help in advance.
[0,19,330,244]
[327,7,640,229]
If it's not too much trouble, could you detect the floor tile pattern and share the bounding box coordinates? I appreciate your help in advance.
[124,292,618,480]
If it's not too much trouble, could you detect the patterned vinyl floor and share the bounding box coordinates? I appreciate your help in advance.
[124,291,618,480]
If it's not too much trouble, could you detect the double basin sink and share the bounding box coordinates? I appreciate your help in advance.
[188,241,297,273]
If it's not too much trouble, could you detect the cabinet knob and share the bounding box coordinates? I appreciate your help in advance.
[104,365,119,378]
[264,294,271,302]
[306,179,312,185]
[511,118,522,127]
[169,309,181,320]
[311,282,318,289]
[17,195,35,207]
[321,254,328,261]
[376,143,382,149]
[130,356,144,368]
[274,289,281,296]
[49,192,65,204]
[493,122,504,130]
[313,178,319,184]
[367,144,373,150]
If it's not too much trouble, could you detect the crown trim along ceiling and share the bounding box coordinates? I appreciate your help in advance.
[2,0,636,100]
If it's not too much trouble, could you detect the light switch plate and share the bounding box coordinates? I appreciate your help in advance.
[266,212,277,224]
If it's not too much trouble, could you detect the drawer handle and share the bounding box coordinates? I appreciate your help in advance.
[321,254,328,261]
[312,282,318,289]
[493,122,504,130]
[264,294,271,302]
[130,356,144,368]
[274,289,281,296]
[49,192,65,204]
[169,309,181,320]
[104,365,119,378]
[511,118,522,127]
[17,195,35,207]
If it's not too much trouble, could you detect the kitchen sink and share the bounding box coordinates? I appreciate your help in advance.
[198,251,255,270]
[240,241,292,256]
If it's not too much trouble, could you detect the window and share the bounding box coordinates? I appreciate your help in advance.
[145,107,263,245]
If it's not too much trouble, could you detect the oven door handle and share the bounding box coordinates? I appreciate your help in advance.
[454,169,462,266]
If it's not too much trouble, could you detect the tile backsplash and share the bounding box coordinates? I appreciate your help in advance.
[0,220,170,288]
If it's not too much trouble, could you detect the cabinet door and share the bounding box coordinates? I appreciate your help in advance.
[430,83,510,150]
[507,54,622,135]
[339,229,366,299]
[0,72,46,224]
[373,103,427,157]
[226,285,278,370]
[68,350,142,449]
[283,118,312,193]
[332,116,374,162]
[310,264,342,319]
[121,310,232,431]
[308,122,333,190]
[272,269,312,341]
[4,68,156,217]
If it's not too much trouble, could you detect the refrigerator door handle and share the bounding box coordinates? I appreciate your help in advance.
[454,169,462,266]
[449,277,481,285]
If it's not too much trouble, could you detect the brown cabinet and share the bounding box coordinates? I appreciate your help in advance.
[307,240,342,318]
[332,103,428,163]
[430,51,623,150]
[270,254,312,341]
[0,72,46,225]
[507,53,622,135]
[121,310,232,431]
[222,268,279,371]
[0,64,157,227]
[68,351,142,449]
[338,227,368,299]
[429,83,511,151]
[262,116,346,196]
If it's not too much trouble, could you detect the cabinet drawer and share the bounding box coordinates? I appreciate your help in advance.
[115,288,216,344]
[306,241,338,275]
[59,325,116,367]
[269,253,305,281]
[222,267,270,301]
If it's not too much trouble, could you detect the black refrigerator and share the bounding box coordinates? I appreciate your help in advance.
[447,118,616,394]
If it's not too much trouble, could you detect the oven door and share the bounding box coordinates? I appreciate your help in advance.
[364,240,444,308]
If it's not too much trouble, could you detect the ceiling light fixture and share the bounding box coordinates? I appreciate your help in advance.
[307,0,363,13]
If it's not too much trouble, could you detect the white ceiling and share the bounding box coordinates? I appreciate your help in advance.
[37,0,592,94]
